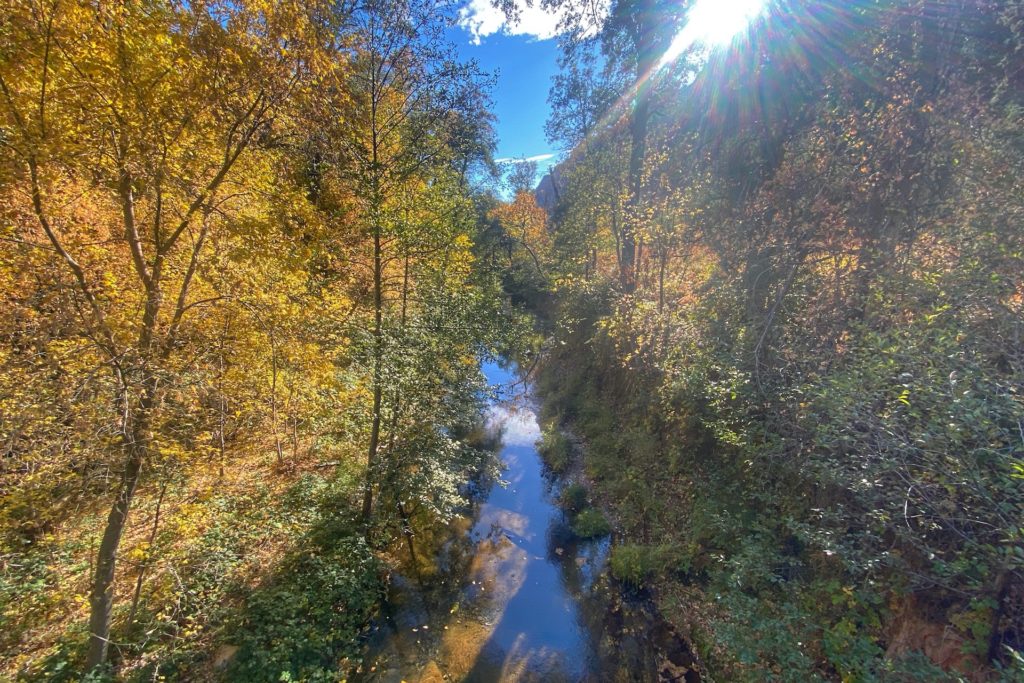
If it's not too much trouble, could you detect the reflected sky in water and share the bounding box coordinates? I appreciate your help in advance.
[464,361,598,680]
[359,359,614,682]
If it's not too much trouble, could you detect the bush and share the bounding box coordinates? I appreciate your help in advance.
[559,482,588,512]
[572,508,611,538]
[610,544,662,588]
[709,593,823,683]
[608,542,691,588]
[537,426,572,474]
[226,538,382,682]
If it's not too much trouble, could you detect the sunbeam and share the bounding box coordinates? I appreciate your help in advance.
[659,0,767,67]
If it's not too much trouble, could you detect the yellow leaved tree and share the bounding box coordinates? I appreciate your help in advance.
[0,0,331,667]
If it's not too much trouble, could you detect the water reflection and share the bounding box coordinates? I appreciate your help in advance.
[356,359,697,682]
[485,404,540,448]
[461,360,599,680]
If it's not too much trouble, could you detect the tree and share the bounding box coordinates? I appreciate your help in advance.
[537,0,684,290]
[0,0,326,666]
[302,0,494,523]
[489,187,550,279]
[505,159,540,194]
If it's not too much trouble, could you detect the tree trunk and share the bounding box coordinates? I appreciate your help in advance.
[270,332,283,464]
[291,414,299,460]
[86,385,153,669]
[87,214,163,668]
[658,249,667,313]
[362,227,384,522]
[128,482,166,625]
[218,395,226,479]
[622,53,653,292]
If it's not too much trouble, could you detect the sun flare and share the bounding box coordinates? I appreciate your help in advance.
[660,0,767,67]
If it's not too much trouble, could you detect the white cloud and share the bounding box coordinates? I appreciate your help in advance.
[458,0,566,44]
[494,153,556,164]
[486,404,541,447]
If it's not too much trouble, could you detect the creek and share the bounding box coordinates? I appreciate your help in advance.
[356,360,700,682]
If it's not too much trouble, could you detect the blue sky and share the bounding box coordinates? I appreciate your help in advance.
[447,0,768,189]
[449,4,567,184]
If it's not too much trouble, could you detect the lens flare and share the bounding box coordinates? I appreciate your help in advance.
[660,0,767,67]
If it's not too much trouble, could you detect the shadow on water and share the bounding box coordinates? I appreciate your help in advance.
[356,359,701,682]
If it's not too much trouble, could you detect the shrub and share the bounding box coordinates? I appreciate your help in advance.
[537,426,572,474]
[610,544,661,588]
[572,508,611,538]
[559,482,588,512]
[226,538,382,682]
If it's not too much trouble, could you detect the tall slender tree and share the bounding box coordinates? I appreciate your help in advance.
[302,0,494,523]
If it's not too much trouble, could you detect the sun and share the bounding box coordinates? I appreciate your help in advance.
[688,0,766,46]
[659,0,767,67]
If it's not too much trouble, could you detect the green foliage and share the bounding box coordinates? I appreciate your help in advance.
[535,12,1024,666]
[707,592,824,683]
[226,538,382,682]
[995,647,1024,683]
[559,482,589,512]
[538,426,572,474]
[572,508,611,539]
[609,544,679,588]
[538,261,1023,677]
[1,551,65,654]
[609,545,654,587]
[802,317,1024,597]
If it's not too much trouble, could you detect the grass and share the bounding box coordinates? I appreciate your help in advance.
[537,426,572,474]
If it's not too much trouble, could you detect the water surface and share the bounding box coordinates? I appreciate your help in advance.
[358,360,697,683]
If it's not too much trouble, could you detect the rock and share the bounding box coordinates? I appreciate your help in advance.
[885,596,983,679]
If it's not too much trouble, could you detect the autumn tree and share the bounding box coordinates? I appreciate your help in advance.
[300,0,494,524]
[0,0,330,667]
[490,175,551,278]
[532,0,685,290]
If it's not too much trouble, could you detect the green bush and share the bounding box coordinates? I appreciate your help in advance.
[610,544,661,587]
[537,426,572,474]
[572,508,611,538]
[579,426,621,483]
[226,538,382,682]
[608,542,690,587]
[559,482,588,512]
[709,593,823,683]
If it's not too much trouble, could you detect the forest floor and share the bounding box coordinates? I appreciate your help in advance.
[2,443,374,681]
